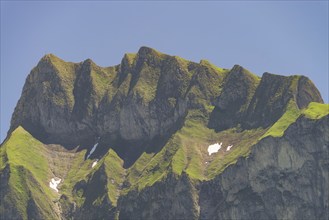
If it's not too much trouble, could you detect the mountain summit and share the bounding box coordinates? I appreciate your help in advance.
[1,47,328,220]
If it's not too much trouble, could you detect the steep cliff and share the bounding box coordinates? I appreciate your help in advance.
[201,114,329,220]
[1,47,328,220]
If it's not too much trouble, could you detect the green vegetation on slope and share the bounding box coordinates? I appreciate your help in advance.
[123,113,267,191]
[1,103,326,219]
[2,127,52,195]
[103,149,125,205]
[123,101,328,192]
[261,100,301,138]
[125,138,178,192]
[134,62,161,102]
[60,149,90,199]
[262,101,329,139]
[59,148,125,207]
[0,127,58,219]
[42,54,77,108]
[176,118,266,179]
[3,47,327,219]
[303,102,329,119]
[91,66,117,104]
[200,59,225,73]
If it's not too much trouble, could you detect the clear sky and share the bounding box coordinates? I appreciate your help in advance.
[1,1,328,142]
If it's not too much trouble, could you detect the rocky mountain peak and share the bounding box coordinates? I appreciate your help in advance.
[296,75,323,108]
[209,68,323,131]
[208,65,260,131]
[7,47,324,155]
[82,58,96,67]
[1,47,328,220]
[137,46,162,57]
[40,53,60,62]
[230,64,245,72]
[37,53,69,71]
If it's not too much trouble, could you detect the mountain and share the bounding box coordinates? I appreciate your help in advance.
[1,47,328,220]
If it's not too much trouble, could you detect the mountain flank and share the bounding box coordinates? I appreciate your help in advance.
[1,47,328,220]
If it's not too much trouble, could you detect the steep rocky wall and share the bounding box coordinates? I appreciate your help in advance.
[209,71,323,132]
[200,115,329,220]
[243,73,323,129]
[118,173,200,220]
[209,65,260,131]
[96,115,329,220]
[9,47,225,151]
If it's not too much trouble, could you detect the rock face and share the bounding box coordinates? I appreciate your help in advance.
[200,115,329,220]
[119,172,200,220]
[116,115,329,220]
[208,65,260,131]
[243,73,323,129]
[1,47,328,220]
[9,48,224,154]
[209,70,323,132]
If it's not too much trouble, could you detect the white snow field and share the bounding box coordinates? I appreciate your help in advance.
[49,177,61,193]
[226,145,233,151]
[92,160,98,168]
[208,142,222,155]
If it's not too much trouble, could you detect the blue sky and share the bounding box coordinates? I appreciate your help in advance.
[1,1,328,142]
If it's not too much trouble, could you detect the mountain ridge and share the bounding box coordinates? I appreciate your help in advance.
[1,47,328,220]
[8,47,323,148]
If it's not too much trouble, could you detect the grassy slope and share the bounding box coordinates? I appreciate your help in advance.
[261,100,301,138]
[0,126,126,214]
[303,102,329,119]
[126,101,328,191]
[174,118,266,180]
[124,114,267,192]
[103,149,125,205]
[0,127,58,219]
[263,102,329,138]
[60,148,125,207]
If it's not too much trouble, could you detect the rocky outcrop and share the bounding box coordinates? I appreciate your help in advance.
[208,65,260,131]
[72,165,116,220]
[10,47,322,152]
[243,73,323,129]
[114,115,329,220]
[118,172,200,220]
[209,71,323,131]
[8,47,226,161]
[296,76,324,109]
[3,47,327,220]
[200,115,329,220]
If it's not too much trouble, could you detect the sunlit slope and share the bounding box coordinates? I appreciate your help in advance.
[0,127,59,219]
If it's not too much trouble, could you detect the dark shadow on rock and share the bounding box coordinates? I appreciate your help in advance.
[92,114,186,169]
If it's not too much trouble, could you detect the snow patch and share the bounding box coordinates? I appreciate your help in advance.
[208,142,222,155]
[92,160,98,168]
[49,177,61,193]
[226,145,233,151]
[87,138,100,159]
